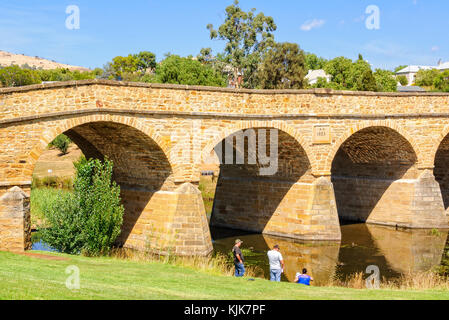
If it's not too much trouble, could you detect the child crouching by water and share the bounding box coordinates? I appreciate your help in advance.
[294,268,314,286]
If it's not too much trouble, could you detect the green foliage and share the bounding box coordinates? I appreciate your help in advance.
[349,59,377,91]
[311,77,344,90]
[38,68,99,82]
[374,69,398,92]
[32,176,73,190]
[415,69,440,87]
[324,56,377,91]
[135,51,157,73]
[207,0,277,88]
[305,53,328,71]
[39,157,124,255]
[394,65,408,73]
[154,54,227,87]
[0,65,41,87]
[105,51,157,80]
[324,56,353,88]
[49,134,71,155]
[397,75,408,86]
[258,42,307,89]
[30,188,72,225]
[434,70,449,92]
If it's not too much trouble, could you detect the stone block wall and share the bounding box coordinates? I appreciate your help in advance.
[120,183,212,256]
[0,187,31,252]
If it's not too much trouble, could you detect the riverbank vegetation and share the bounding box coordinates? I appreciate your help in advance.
[37,156,124,256]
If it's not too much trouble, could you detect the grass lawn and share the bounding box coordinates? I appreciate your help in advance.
[1,251,449,300]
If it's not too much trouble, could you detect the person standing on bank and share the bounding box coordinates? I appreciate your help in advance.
[232,239,245,277]
[267,245,284,282]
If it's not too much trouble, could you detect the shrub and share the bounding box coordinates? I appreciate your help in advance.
[30,187,72,226]
[0,65,42,87]
[434,70,449,92]
[397,75,408,86]
[49,134,71,155]
[39,157,124,255]
[416,69,440,87]
[374,69,397,92]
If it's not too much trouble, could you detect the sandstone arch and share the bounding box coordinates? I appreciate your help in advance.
[200,120,315,174]
[433,126,449,212]
[324,121,420,175]
[10,115,213,255]
[27,114,171,178]
[209,125,341,241]
[331,126,447,228]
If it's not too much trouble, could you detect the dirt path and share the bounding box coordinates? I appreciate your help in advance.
[14,252,69,261]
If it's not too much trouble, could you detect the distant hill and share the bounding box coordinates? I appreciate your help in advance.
[0,50,90,71]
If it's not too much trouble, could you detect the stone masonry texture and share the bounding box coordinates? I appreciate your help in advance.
[0,80,448,254]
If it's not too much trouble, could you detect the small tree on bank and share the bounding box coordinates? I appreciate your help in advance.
[40,157,124,256]
[49,134,71,155]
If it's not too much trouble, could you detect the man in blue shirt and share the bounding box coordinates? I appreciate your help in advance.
[294,268,314,286]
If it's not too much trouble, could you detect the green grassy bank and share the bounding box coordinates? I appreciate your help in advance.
[1,251,449,300]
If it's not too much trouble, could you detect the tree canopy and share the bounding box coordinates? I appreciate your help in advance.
[207,0,276,88]
[258,42,307,89]
[154,54,227,87]
[0,65,41,87]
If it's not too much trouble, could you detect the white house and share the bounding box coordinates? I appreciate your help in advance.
[396,60,449,86]
[437,61,449,71]
[395,65,434,86]
[305,69,331,85]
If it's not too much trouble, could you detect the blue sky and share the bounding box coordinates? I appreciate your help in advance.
[0,0,447,70]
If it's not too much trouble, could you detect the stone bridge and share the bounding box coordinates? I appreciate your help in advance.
[0,79,449,255]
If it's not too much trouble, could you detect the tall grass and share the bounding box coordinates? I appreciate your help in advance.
[32,175,73,190]
[199,176,217,215]
[109,248,261,278]
[326,270,449,290]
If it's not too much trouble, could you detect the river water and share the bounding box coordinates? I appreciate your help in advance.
[32,223,449,286]
[211,223,449,285]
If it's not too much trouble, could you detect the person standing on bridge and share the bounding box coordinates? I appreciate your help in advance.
[232,239,245,277]
[267,245,284,282]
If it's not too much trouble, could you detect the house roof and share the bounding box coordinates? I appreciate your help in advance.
[396,65,434,74]
[397,86,426,92]
[437,62,449,71]
[305,69,330,80]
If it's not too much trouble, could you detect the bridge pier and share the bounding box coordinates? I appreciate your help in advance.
[0,187,31,252]
[120,183,213,256]
[366,170,449,229]
[211,175,341,241]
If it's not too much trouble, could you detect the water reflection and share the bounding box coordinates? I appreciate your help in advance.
[212,223,449,285]
[263,235,340,285]
[367,224,448,273]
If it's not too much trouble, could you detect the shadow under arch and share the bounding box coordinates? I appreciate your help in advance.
[331,126,418,223]
[434,132,449,210]
[31,120,175,248]
[209,127,315,238]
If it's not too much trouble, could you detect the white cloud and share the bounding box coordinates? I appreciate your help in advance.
[431,46,440,52]
[300,19,325,31]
